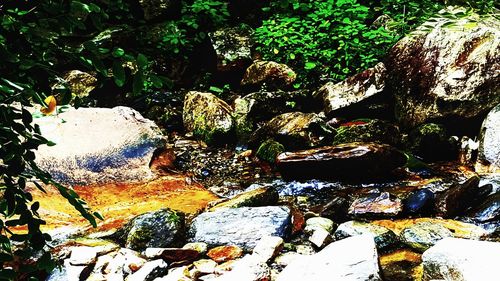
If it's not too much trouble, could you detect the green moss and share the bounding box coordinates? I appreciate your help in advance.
[256,139,285,163]
[332,119,400,146]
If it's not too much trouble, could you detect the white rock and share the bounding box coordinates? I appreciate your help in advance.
[153,266,192,281]
[33,106,165,185]
[193,259,217,274]
[304,217,335,234]
[277,235,381,281]
[183,242,208,254]
[274,252,303,267]
[308,228,332,248]
[106,248,146,278]
[422,237,500,281]
[252,236,284,263]
[213,255,271,281]
[126,259,168,281]
[477,104,500,173]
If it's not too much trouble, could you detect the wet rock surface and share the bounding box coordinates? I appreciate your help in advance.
[276,142,406,181]
[241,60,296,90]
[477,103,500,173]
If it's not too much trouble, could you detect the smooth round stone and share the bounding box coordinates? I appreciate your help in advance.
[403,189,435,215]
[400,222,453,252]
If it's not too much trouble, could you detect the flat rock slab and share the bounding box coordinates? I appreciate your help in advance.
[188,206,291,251]
[276,142,406,180]
[34,106,165,185]
[277,234,381,281]
[422,238,500,281]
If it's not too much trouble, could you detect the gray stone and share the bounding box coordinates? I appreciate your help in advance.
[106,248,146,278]
[400,222,453,252]
[126,259,168,281]
[117,208,184,251]
[277,235,381,281]
[335,221,399,252]
[477,104,500,173]
[349,192,403,218]
[314,62,386,116]
[304,217,335,234]
[387,8,500,129]
[241,61,296,90]
[212,255,271,281]
[188,206,291,251]
[422,238,500,281]
[308,228,333,248]
[33,106,165,185]
[183,91,234,145]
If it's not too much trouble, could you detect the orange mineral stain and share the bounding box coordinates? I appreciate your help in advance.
[23,176,218,233]
[40,95,57,115]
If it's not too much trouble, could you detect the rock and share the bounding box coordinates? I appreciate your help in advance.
[318,196,350,221]
[435,176,481,218]
[188,206,291,251]
[277,142,406,181]
[210,186,278,210]
[241,60,296,90]
[403,189,435,216]
[154,266,192,281]
[193,259,217,274]
[314,62,387,116]
[349,192,403,218]
[105,248,146,278]
[372,218,488,240]
[52,70,97,101]
[400,222,453,252]
[138,0,180,21]
[469,192,500,222]
[33,106,165,185]
[379,249,422,281]
[277,235,381,281]
[274,252,303,267]
[480,174,500,194]
[249,112,328,150]
[477,104,500,173]
[252,236,284,263]
[304,217,335,234]
[143,248,199,264]
[255,139,285,163]
[209,26,254,73]
[308,228,333,248]
[183,91,234,145]
[183,242,208,255]
[213,255,271,281]
[332,119,400,146]
[117,208,184,251]
[207,245,244,263]
[69,244,118,266]
[125,259,168,281]
[47,259,93,281]
[86,253,116,281]
[407,123,455,161]
[295,244,316,255]
[386,9,500,129]
[422,237,500,281]
[335,221,399,252]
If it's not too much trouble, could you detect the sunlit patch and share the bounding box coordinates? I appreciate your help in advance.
[40,95,57,115]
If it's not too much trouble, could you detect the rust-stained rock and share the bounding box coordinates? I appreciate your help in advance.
[476,103,500,173]
[276,142,406,180]
[435,176,481,218]
[250,112,328,149]
[210,186,278,211]
[379,249,422,281]
[349,192,403,218]
[207,245,244,263]
[314,62,386,116]
[183,91,234,145]
[241,60,296,90]
[371,218,488,239]
[386,8,500,129]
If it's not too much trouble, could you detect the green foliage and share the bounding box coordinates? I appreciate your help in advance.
[255,0,448,87]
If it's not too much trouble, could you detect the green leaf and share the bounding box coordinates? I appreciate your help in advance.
[112,61,126,87]
[112,48,125,58]
[132,71,144,95]
[304,61,317,70]
[136,53,148,69]
[209,86,223,93]
[150,75,163,88]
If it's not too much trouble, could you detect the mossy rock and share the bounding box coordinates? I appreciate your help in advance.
[332,119,400,146]
[407,123,455,161]
[256,139,285,163]
[115,208,185,251]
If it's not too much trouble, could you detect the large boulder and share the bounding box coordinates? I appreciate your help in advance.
[476,103,500,173]
[249,112,329,149]
[407,123,455,161]
[34,106,165,185]
[276,142,406,180]
[332,119,401,146]
[182,91,234,145]
[188,206,291,251]
[241,60,296,90]
[422,238,500,281]
[277,235,382,281]
[116,209,185,251]
[314,62,387,117]
[209,26,254,73]
[386,9,500,129]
